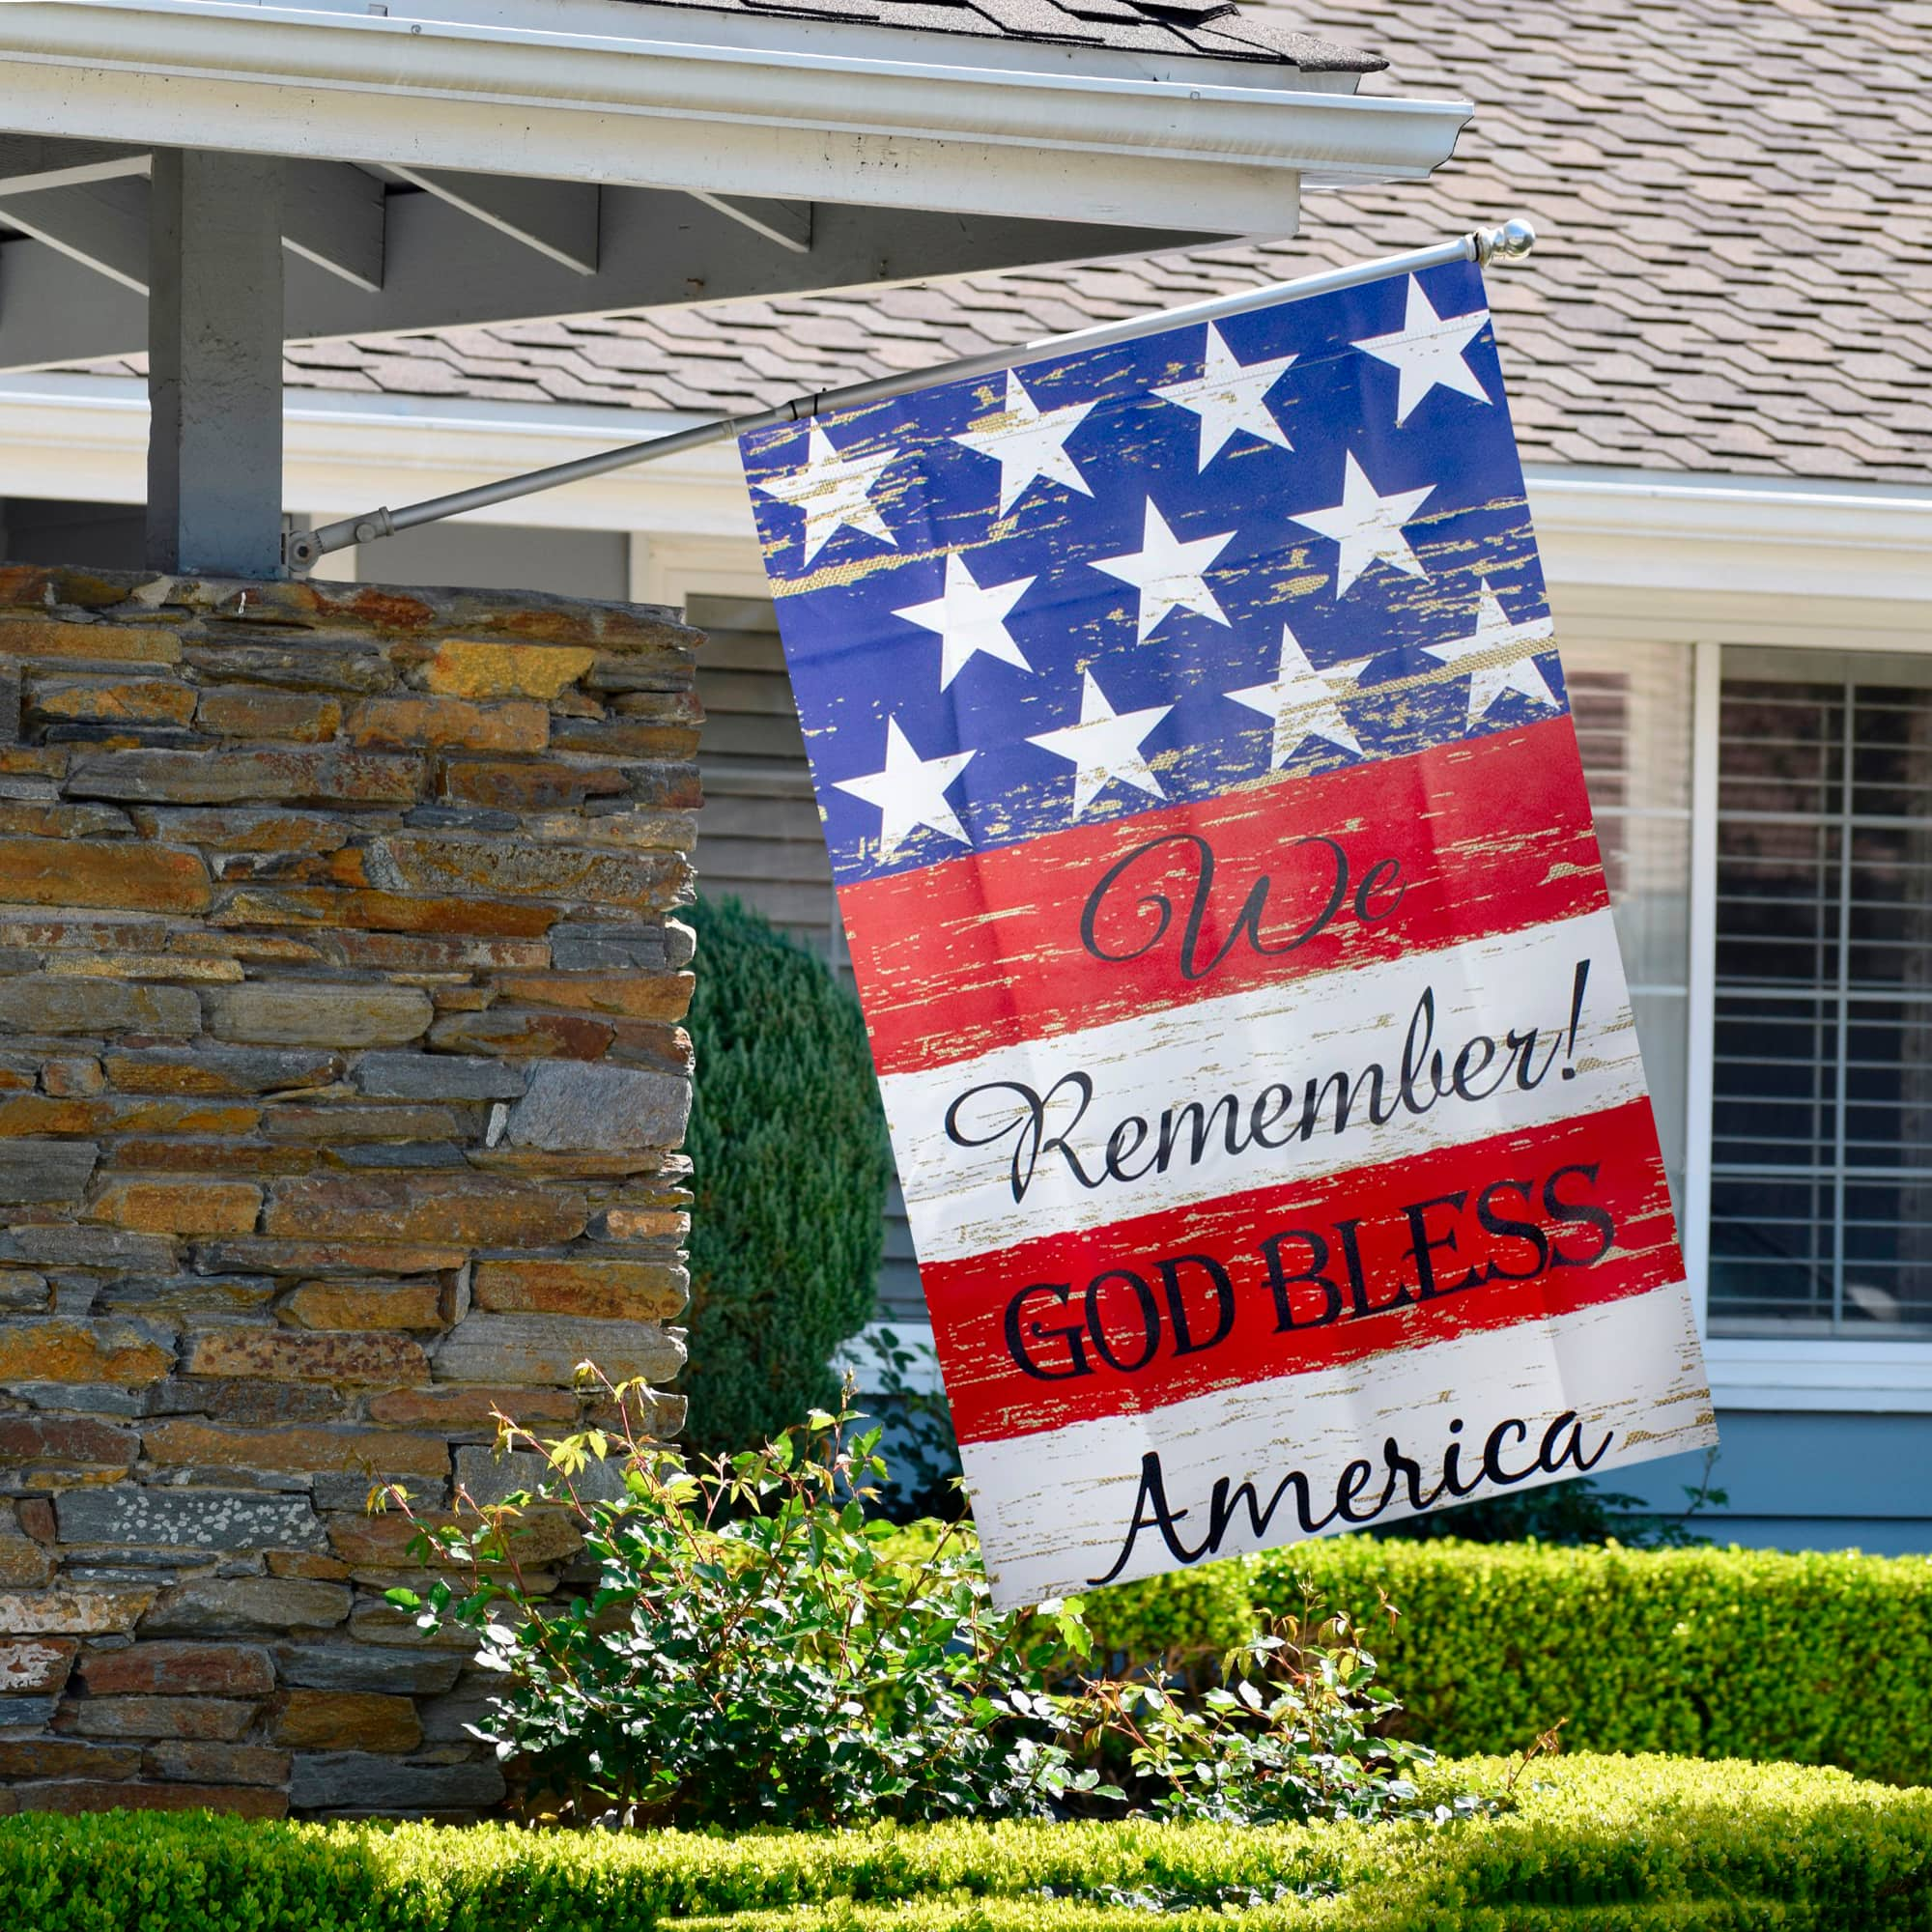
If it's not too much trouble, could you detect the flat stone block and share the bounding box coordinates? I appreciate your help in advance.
[434,1313,684,1387]
[0,1638,75,1696]
[0,1589,155,1635]
[506,1058,691,1152]
[184,1328,430,1386]
[0,838,211,915]
[142,1420,450,1479]
[264,1173,586,1249]
[0,1414,137,1474]
[146,1740,292,1785]
[348,696,548,753]
[276,1645,465,1695]
[353,1051,527,1101]
[0,1322,171,1387]
[18,1778,288,1816]
[271,1689,422,1752]
[57,1489,326,1554]
[67,747,422,807]
[0,1140,97,1204]
[103,1046,342,1094]
[0,1738,136,1779]
[471,1257,687,1321]
[206,983,433,1048]
[290,1751,506,1813]
[144,1577,350,1634]
[424,639,593,699]
[78,1641,275,1697]
[0,977,199,1037]
[281,1281,443,1333]
[63,1695,258,1741]
[89,1178,262,1236]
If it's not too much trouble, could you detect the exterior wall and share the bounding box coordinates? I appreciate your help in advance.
[0,562,699,1817]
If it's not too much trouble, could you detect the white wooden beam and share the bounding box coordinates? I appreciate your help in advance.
[0,176,149,294]
[282,158,384,294]
[689,192,812,256]
[0,135,148,195]
[388,167,597,275]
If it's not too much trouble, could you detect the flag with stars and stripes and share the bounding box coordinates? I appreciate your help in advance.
[738,258,1714,1608]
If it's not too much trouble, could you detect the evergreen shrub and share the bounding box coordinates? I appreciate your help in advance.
[681,896,892,1457]
[1066,1536,1932,1786]
[3,1755,1927,1930]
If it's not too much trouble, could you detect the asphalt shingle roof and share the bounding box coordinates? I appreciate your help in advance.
[602,0,1385,66]
[121,0,1932,485]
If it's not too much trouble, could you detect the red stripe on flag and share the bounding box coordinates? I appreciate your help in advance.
[842,716,1607,1078]
[922,1097,1680,1446]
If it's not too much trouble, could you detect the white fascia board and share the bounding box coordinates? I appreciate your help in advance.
[0,0,1470,236]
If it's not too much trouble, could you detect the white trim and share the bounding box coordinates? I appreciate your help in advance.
[835,1319,944,1398]
[1706,1340,1932,1414]
[0,0,1471,235]
[1682,639,1720,1333]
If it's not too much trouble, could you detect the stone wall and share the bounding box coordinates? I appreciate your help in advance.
[0,565,700,1818]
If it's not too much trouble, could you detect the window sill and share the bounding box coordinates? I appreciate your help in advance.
[1704,1337,1932,1413]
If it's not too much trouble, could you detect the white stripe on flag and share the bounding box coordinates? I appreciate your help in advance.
[962,1278,1714,1606]
[885,906,1644,1265]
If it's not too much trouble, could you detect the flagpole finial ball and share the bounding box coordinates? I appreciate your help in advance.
[1476,218,1537,265]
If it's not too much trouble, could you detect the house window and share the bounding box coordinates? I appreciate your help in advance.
[1563,639,1694,1213]
[1709,649,1932,1337]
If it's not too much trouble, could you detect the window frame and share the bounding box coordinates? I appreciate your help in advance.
[1689,626,1932,1411]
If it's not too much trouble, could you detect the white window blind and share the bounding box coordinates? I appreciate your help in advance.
[1709,648,1932,1336]
[1562,639,1694,1211]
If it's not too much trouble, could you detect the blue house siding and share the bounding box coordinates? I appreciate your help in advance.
[1611,1412,1932,1557]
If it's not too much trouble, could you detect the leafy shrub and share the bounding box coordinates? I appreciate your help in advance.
[682,896,892,1458]
[384,1380,1425,1831]
[4,1755,1929,1929]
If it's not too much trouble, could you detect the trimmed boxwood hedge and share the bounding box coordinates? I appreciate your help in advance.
[1073,1538,1932,1788]
[2,1755,1927,1929]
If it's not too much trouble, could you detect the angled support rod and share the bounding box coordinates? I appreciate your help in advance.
[286,218,1535,573]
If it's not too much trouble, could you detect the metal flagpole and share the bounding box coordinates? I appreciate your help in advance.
[284,219,1535,573]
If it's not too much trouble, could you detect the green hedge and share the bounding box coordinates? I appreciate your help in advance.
[682,896,893,1457]
[1072,1539,1932,1787]
[2,1756,1927,1929]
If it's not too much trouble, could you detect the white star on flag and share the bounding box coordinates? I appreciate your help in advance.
[834,716,976,863]
[1226,626,1375,764]
[1027,671,1172,818]
[1091,500,1236,643]
[1423,581,1560,722]
[1153,326,1297,470]
[1351,275,1492,427]
[1288,452,1435,599]
[894,553,1037,690]
[751,423,901,565]
[950,371,1095,517]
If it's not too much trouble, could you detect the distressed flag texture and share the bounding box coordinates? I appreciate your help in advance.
[739,258,1715,1607]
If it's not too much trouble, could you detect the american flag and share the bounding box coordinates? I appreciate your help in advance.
[740,258,1714,1606]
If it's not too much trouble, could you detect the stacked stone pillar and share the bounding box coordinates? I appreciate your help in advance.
[0,565,699,1817]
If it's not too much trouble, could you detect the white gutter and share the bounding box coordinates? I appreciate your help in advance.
[0,0,1470,233]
